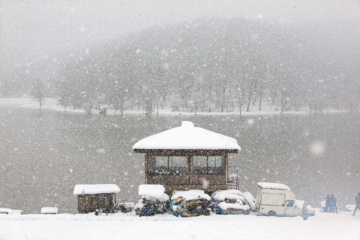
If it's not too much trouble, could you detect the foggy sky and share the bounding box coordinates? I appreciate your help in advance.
[1,0,360,74]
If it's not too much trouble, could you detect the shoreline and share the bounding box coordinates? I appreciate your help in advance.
[0,97,352,117]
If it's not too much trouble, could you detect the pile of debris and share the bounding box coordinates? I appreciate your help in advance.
[171,190,211,217]
[211,190,255,215]
[134,184,169,217]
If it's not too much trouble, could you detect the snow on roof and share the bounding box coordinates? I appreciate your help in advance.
[9,210,23,215]
[132,121,240,151]
[257,182,290,190]
[171,190,211,201]
[0,208,12,214]
[212,190,245,201]
[218,202,250,211]
[41,207,58,214]
[73,184,120,195]
[243,192,256,210]
[138,184,169,202]
[138,184,164,196]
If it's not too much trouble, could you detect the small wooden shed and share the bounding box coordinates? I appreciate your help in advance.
[133,121,240,193]
[73,184,120,213]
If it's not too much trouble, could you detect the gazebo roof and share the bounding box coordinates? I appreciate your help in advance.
[132,121,240,152]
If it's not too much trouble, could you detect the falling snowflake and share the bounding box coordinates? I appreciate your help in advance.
[247,118,255,125]
[310,141,326,156]
[201,178,209,189]
[96,149,106,154]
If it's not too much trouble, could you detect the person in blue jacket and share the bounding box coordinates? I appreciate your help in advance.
[329,194,338,213]
[325,194,330,212]
[302,203,309,220]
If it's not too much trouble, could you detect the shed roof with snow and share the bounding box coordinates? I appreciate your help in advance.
[73,184,120,195]
[132,121,240,153]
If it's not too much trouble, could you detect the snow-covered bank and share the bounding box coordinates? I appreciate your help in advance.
[0,98,350,116]
[0,211,359,240]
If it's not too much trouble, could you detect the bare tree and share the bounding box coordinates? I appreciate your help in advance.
[31,79,45,112]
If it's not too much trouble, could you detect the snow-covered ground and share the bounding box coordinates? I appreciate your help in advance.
[1,210,359,240]
[0,97,349,116]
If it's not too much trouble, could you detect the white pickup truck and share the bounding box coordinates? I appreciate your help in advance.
[255,182,315,217]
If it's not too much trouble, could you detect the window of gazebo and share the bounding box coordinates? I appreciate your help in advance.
[149,155,188,175]
[192,155,225,175]
[148,154,225,176]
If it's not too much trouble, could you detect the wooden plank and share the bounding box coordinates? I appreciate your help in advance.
[134,149,238,154]
[165,184,227,193]
[145,154,148,184]
[148,175,226,185]
[225,153,228,189]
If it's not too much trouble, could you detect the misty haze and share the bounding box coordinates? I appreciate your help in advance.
[0,0,360,239]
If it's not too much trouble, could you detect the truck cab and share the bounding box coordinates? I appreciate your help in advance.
[255,182,314,217]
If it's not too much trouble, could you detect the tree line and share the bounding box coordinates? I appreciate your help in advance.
[50,18,359,116]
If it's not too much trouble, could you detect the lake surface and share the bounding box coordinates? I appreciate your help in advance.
[0,107,359,213]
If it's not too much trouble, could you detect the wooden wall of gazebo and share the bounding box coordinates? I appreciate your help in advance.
[134,149,238,194]
[77,193,116,213]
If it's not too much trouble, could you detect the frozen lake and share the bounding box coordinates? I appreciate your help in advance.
[0,107,359,213]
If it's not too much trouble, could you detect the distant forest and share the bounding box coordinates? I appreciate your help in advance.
[4,18,360,114]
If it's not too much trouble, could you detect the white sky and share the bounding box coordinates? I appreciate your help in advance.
[0,0,360,69]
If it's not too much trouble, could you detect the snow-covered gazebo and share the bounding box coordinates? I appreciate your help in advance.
[132,121,240,193]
